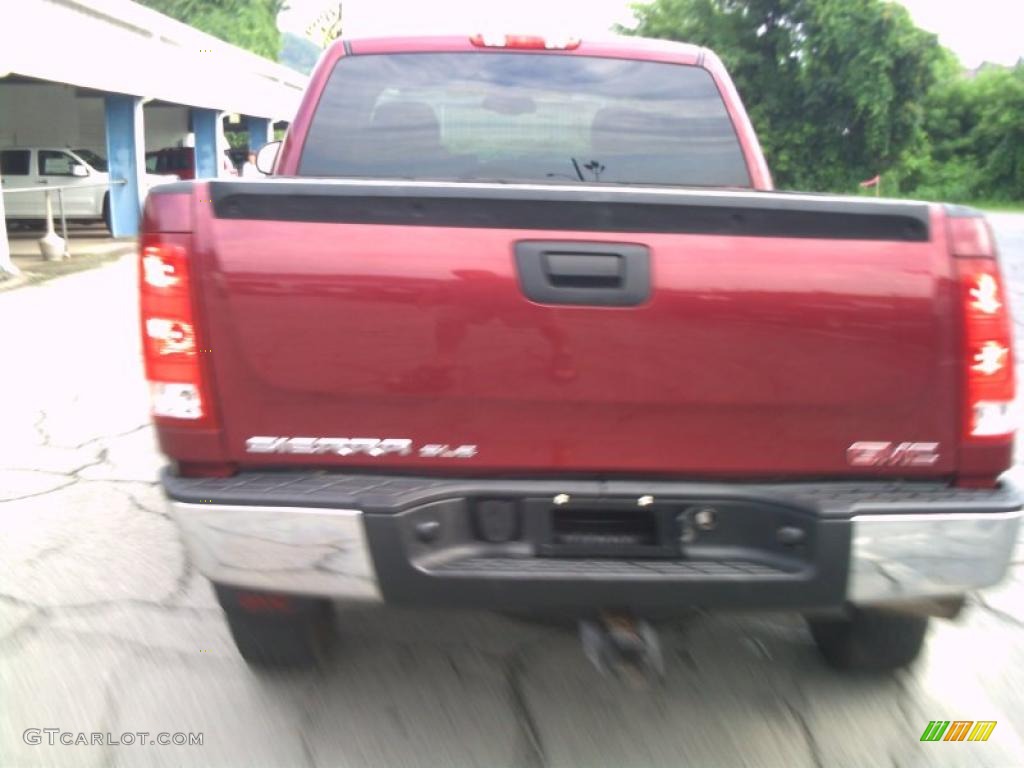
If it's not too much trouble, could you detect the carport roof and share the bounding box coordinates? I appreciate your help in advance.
[3,0,308,121]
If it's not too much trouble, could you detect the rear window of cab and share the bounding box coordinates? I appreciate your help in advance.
[299,52,751,188]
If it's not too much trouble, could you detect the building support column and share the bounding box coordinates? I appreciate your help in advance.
[191,108,220,179]
[103,94,146,237]
[0,169,19,276]
[246,116,272,153]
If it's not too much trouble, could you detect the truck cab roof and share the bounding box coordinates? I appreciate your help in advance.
[333,33,704,64]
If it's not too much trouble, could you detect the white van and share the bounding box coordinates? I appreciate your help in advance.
[0,147,177,231]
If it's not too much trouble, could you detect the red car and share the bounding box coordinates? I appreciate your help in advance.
[145,146,238,180]
[141,34,1019,673]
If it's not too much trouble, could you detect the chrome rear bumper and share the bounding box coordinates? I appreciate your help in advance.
[847,511,1020,604]
[167,474,1021,609]
[172,503,382,601]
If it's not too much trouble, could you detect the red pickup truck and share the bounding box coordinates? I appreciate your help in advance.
[142,34,1020,673]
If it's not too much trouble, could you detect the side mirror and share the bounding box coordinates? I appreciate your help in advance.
[71,164,89,178]
[255,141,281,175]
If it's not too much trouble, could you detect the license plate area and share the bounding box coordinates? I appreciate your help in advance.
[535,500,679,558]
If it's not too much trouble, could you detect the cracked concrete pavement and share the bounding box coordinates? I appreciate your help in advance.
[2,218,1024,768]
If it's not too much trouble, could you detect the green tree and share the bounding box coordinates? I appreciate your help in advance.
[900,61,1024,202]
[970,65,1024,200]
[139,0,285,60]
[621,0,945,192]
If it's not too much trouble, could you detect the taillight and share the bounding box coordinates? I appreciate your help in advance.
[469,33,580,50]
[139,237,214,425]
[951,216,1016,441]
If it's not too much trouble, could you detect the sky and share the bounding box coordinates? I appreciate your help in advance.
[279,0,1024,68]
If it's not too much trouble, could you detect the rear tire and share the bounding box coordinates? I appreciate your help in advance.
[806,608,929,672]
[214,584,335,669]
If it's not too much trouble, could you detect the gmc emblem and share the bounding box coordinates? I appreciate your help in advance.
[846,441,940,467]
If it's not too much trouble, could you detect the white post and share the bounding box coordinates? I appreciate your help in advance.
[0,169,21,277]
[38,190,67,261]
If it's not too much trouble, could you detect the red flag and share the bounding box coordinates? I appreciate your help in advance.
[859,175,881,188]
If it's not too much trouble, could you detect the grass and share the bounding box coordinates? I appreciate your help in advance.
[963,201,1024,213]
[850,188,1024,212]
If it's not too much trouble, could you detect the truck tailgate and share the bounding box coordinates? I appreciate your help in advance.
[195,181,957,477]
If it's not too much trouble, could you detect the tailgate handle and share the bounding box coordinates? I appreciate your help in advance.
[515,241,650,307]
[544,253,623,288]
